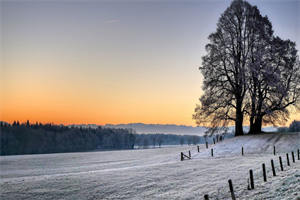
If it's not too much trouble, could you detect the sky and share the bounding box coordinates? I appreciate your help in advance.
[1,0,300,126]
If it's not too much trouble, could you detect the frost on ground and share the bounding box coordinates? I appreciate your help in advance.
[0,132,299,200]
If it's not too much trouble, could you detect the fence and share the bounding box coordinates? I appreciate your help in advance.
[202,147,299,199]
[178,138,299,199]
[180,136,222,161]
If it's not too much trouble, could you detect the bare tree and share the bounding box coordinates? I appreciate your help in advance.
[194,0,300,135]
[193,0,264,136]
[248,37,300,133]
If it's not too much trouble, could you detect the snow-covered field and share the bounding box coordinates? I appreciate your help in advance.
[0,133,299,200]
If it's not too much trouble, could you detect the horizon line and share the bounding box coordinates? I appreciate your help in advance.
[1,120,293,128]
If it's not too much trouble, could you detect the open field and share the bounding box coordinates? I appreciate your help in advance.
[1,133,299,200]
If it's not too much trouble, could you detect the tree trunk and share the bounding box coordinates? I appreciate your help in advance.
[249,115,255,134]
[235,103,244,136]
[253,116,262,134]
[249,116,262,134]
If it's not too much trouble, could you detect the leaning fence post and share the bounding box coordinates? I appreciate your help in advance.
[242,146,244,156]
[228,179,236,200]
[286,153,290,166]
[189,150,191,158]
[211,148,213,157]
[181,152,184,161]
[292,151,295,163]
[262,163,267,182]
[279,156,284,171]
[273,146,276,155]
[271,159,276,176]
[249,169,254,189]
[197,146,200,153]
[204,194,209,200]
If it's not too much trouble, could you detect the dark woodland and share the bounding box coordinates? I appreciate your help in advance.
[0,121,210,155]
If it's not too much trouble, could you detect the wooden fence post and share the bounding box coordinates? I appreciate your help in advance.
[273,146,276,155]
[242,147,244,156]
[249,169,254,189]
[228,179,236,200]
[262,163,267,182]
[197,146,200,153]
[213,138,215,145]
[286,153,290,166]
[292,151,295,163]
[181,152,184,161]
[279,156,283,171]
[206,142,208,149]
[189,150,191,158]
[204,194,209,200]
[271,159,276,176]
[298,149,300,160]
[211,149,213,157]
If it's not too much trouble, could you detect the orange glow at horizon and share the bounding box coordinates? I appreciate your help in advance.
[1,87,299,127]
[1,75,299,127]
[1,68,202,126]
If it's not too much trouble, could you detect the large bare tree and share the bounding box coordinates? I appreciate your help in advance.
[194,0,300,136]
[248,37,300,134]
[193,0,265,136]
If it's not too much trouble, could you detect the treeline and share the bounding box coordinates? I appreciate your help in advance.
[277,121,300,133]
[134,133,233,148]
[0,121,135,155]
[135,134,204,148]
[0,121,229,155]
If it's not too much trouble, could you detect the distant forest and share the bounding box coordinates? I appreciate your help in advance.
[277,120,300,133]
[0,121,136,155]
[0,121,221,156]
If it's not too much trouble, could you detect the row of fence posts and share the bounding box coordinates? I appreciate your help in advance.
[203,148,300,199]
[183,143,299,161]
[241,145,277,156]
[180,135,223,161]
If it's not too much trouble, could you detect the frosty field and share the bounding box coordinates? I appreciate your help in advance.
[1,133,299,200]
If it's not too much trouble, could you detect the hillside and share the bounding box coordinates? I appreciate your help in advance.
[1,132,299,200]
[194,132,300,158]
